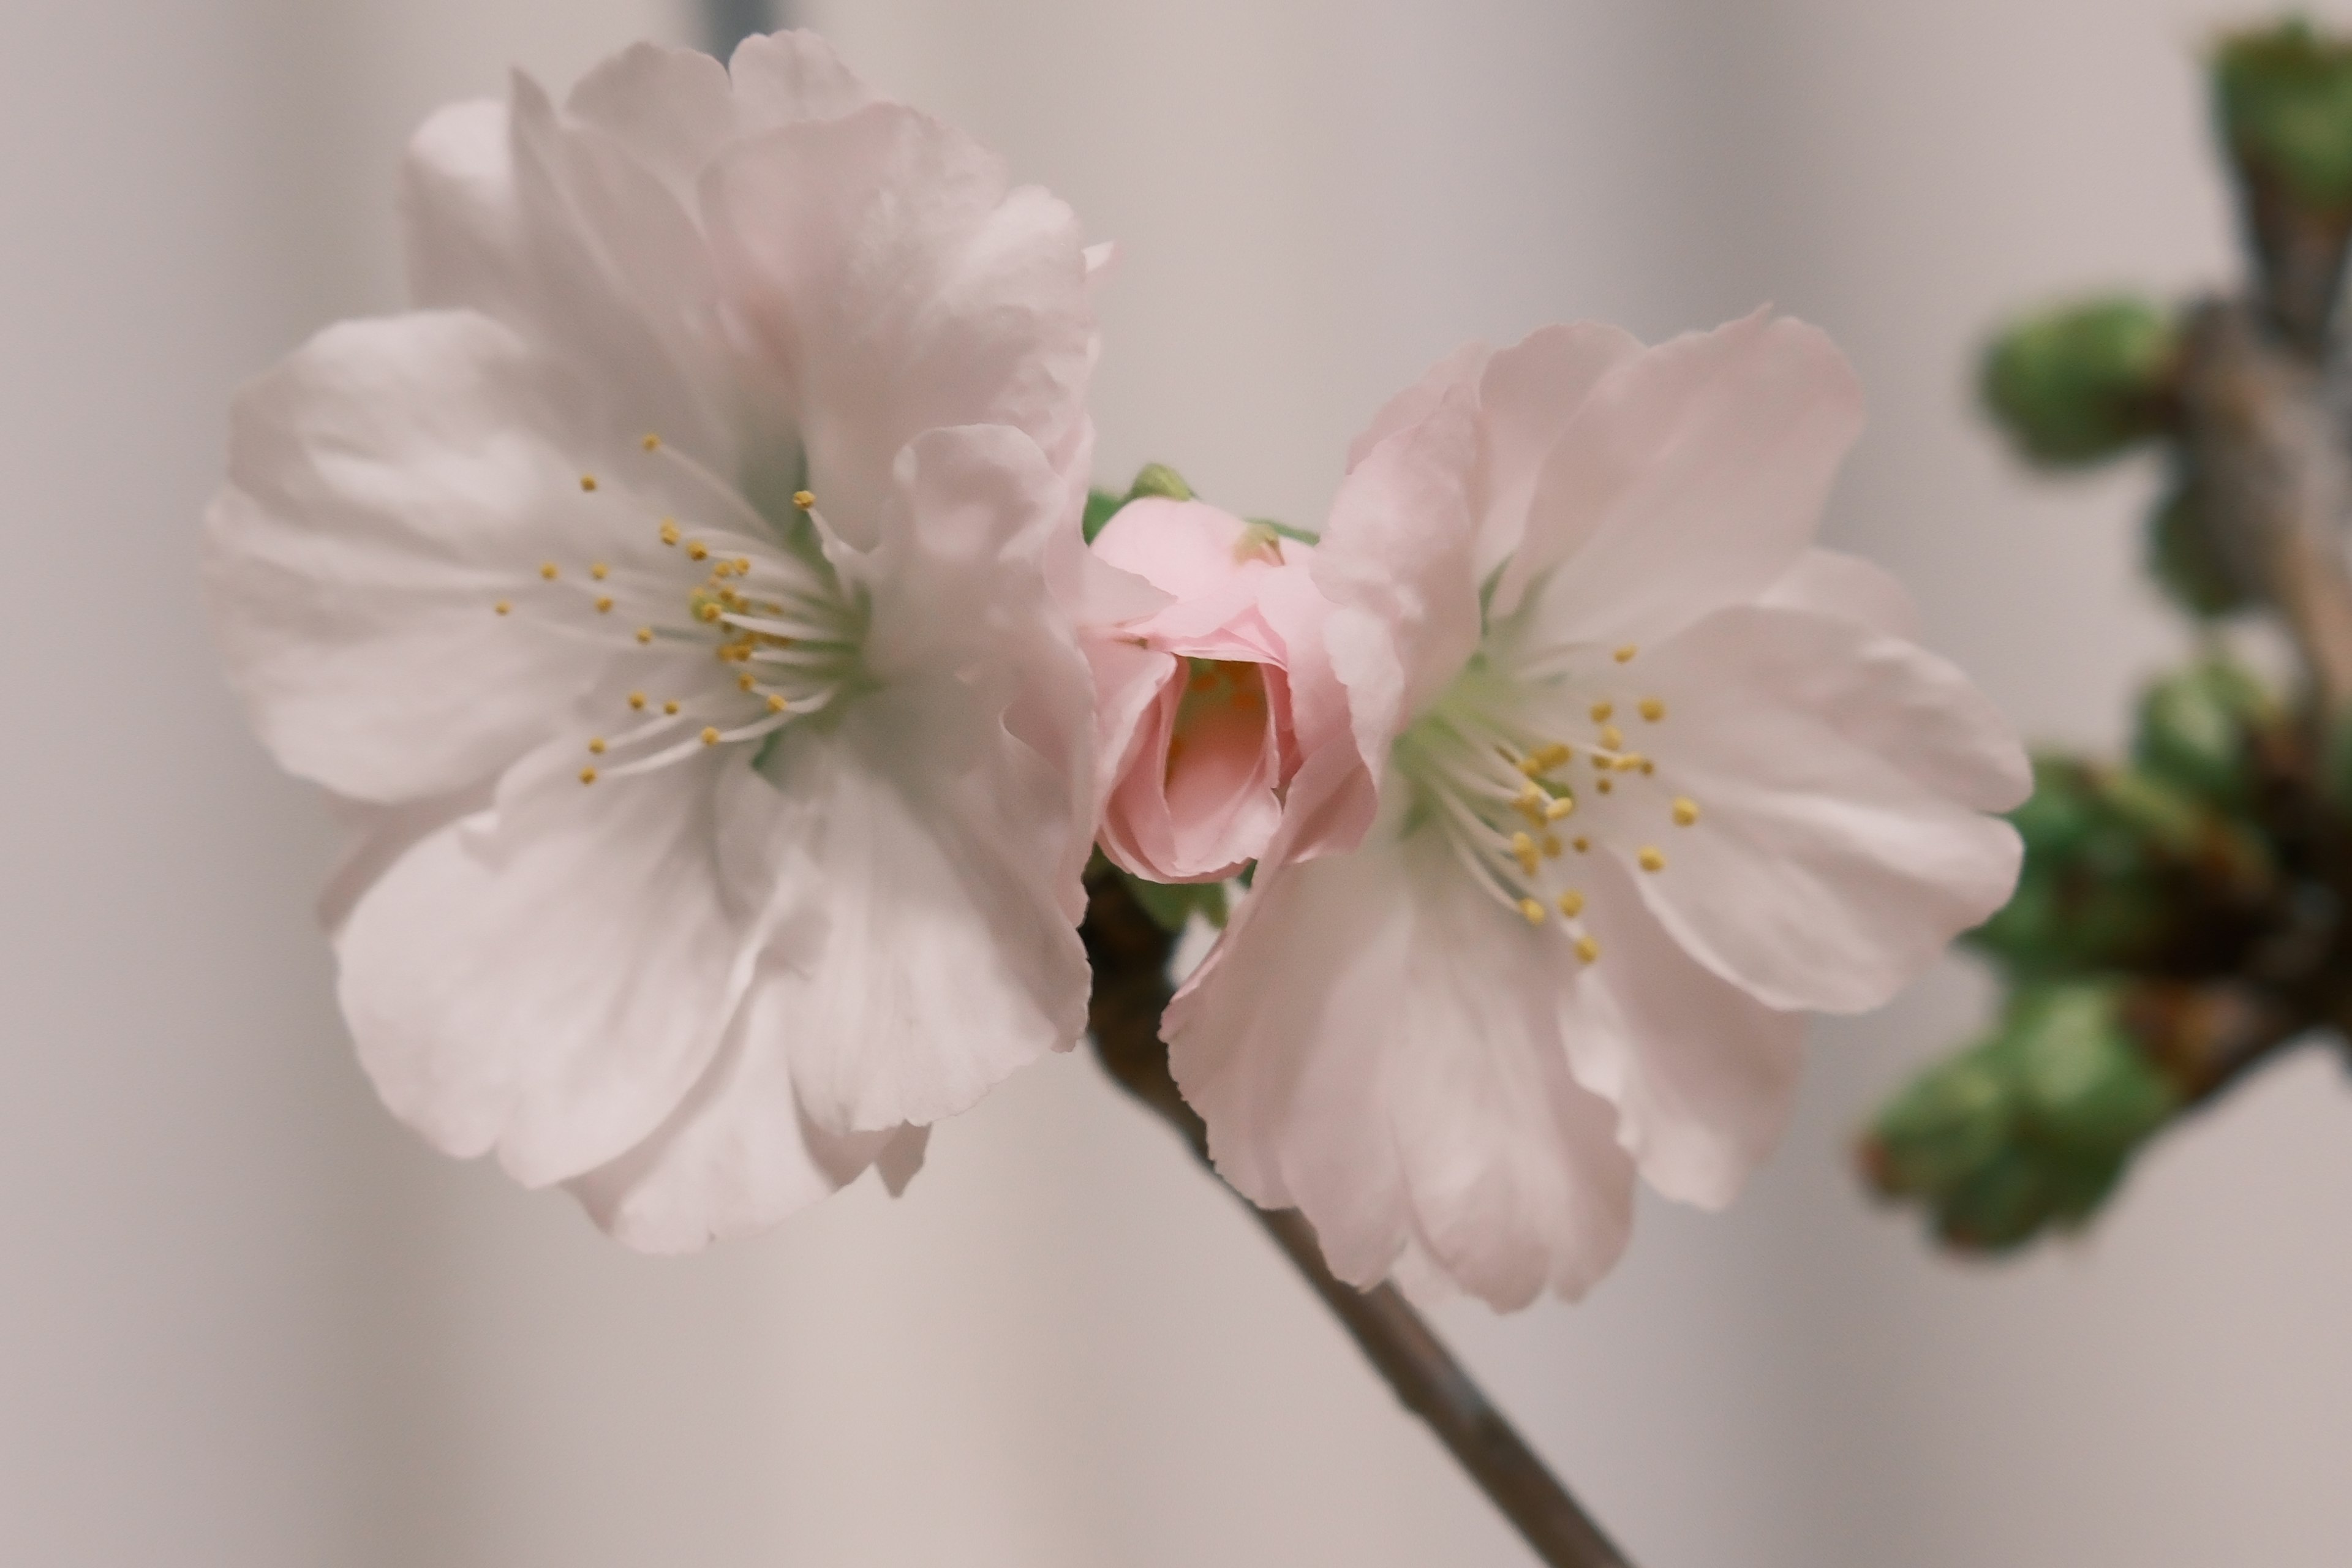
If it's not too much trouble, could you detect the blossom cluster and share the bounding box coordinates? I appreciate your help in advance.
[204,34,2025,1308]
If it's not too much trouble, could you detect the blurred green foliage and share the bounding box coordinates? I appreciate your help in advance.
[2215,18,2352,209]
[1980,296,2177,466]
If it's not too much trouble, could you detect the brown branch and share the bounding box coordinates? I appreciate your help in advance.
[1080,868,1634,1568]
[2177,298,2352,711]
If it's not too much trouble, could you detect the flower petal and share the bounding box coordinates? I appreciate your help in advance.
[1169,827,1637,1308]
[727,29,878,129]
[1558,851,1805,1208]
[566,951,921,1254]
[206,311,606,802]
[1760,547,1922,640]
[1315,379,1483,757]
[564,42,736,193]
[1624,604,2027,1012]
[704,106,1094,546]
[1468,322,1643,581]
[335,742,750,1188]
[1498,314,1864,643]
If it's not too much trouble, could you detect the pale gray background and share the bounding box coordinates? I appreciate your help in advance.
[7,2,2352,1564]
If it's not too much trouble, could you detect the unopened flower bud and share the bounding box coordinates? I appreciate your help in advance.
[2214,19,2352,211]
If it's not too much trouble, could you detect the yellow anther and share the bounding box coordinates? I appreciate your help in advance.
[663,699,680,715]
[735,557,752,574]
[540,562,559,580]
[1673,797,1700,826]
[738,672,757,692]
[1572,836,1591,853]
[1520,741,1572,775]
[1512,831,1540,876]
[700,726,721,746]
[698,603,722,622]
[628,691,647,710]
[1575,935,1600,963]
[1589,701,1613,723]
[1515,781,1549,823]
[1518,897,1547,926]
[579,766,598,785]
[686,541,709,561]
[766,693,788,713]
[1546,795,1576,821]
[1558,889,1586,918]
[793,489,815,510]
[1541,834,1563,858]
[494,600,511,616]
[1638,846,1666,872]
[635,626,654,644]
[712,560,734,579]
[1639,698,1665,722]
[595,596,614,614]
[660,519,680,546]
[1613,644,1638,663]
[590,562,609,581]
[1615,752,1645,772]
[579,475,598,492]
[1599,724,1623,751]
[1638,759,1655,775]
[1597,777,1614,794]
[642,433,662,451]
[587,737,606,755]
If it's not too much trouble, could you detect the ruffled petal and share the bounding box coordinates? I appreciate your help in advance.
[1169,827,1637,1308]
[704,106,1094,546]
[1497,314,1863,641]
[1623,604,2027,1012]
[1468,322,1642,580]
[334,741,750,1189]
[728,29,878,129]
[761,427,1096,1132]
[564,42,736,193]
[206,311,608,802]
[1315,379,1483,756]
[1557,852,1805,1208]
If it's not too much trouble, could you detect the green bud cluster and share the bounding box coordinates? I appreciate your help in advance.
[1861,984,2182,1251]
[1979,296,2178,466]
[2215,19,2352,211]
[2146,480,2254,619]
[1083,461,1197,543]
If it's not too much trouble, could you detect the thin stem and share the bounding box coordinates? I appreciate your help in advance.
[1080,867,1634,1568]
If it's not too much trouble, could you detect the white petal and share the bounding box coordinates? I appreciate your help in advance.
[1314,379,1483,760]
[1343,340,1488,473]
[335,742,750,1188]
[566,952,912,1254]
[704,107,1094,545]
[1498,314,1864,642]
[1626,604,2027,1013]
[564,42,736,193]
[727,29,878,129]
[1558,851,1805,1208]
[1169,828,1636,1308]
[1760,547,1922,640]
[205,311,605,802]
[1468,322,1642,581]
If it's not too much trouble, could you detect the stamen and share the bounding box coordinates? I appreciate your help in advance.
[1558,889,1585,918]
[1575,935,1600,963]
[579,475,598,492]
[686,541,709,562]
[494,600,511,616]
[1597,777,1614,794]
[701,727,721,746]
[1572,836,1590,853]
[1599,725,1623,751]
[766,693,788,713]
[663,700,680,715]
[1638,846,1666,872]
[628,692,647,710]
[1546,796,1575,821]
[793,490,816,510]
[1613,644,1638,663]
[591,563,609,581]
[1518,897,1547,926]
[1541,834,1562,858]
[579,766,598,785]
[1511,831,1540,876]
[1639,698,1665,722]
[635,627,654,644]
[540,562,559,580]
[595,597,614,614]
[642,434,662,451]
[1589,701,1613,723]
[660,519,680,546]
[1673,797,1700,826]
[587,737,606,755]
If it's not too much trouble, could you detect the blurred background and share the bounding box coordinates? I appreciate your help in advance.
[7,1,2352,1563]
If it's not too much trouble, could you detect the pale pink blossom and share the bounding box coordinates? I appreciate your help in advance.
[206,34,1103,1251]
[1166,315,2029,1309]
[1087,499,1367,884]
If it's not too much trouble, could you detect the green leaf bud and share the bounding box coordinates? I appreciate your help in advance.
[2215,19,2352,211]
[1980,296,2179,466]
[2146,481,2254,619]
[1082,488,1127,543]
[2133,658,2275,805]
[1126,462,1194,503]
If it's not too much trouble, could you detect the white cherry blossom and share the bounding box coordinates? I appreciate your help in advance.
[1166,315,2030,1308]
[206,34,1102,1250]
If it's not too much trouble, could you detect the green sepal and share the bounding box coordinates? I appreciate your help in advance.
[1252,516,1321,546]
[1979,295,2178,466]
[1120,871,1231,933]
[2215,19,2352,211]
[2132,657,2275,807]
[1082,488,1127,543]
[1126,463,1194,503]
